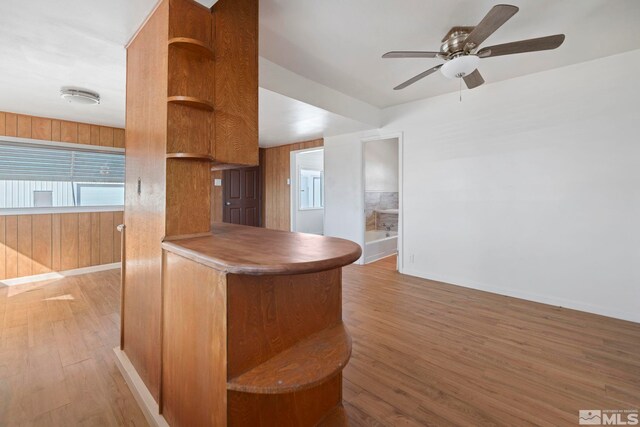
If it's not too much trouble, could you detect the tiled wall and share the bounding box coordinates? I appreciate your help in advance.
[365,192,398,231]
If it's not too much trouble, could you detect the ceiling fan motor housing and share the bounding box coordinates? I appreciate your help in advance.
[439,27,480,79]
[441,27,475,55]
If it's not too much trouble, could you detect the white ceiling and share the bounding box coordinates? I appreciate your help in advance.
[1,0,639,145]
[261,0,640,108]
[259,88,371,147]
[0,0,214,128]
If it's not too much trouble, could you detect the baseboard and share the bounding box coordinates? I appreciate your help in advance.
[365,252,397,264]
[401,268,640,324]
[0,263,121,286]
[113,347,169,427]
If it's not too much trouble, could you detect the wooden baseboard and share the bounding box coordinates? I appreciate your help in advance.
[113,347,169,427]
[0,263,121,286]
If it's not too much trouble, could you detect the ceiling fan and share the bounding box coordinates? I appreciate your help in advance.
[383,4,565,90]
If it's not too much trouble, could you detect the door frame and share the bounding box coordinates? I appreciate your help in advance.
[360,132,404,272]
[289,147,325,233]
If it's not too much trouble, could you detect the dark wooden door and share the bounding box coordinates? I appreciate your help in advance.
[223,167,261,227]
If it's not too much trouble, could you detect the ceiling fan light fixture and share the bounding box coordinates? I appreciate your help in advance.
[440,55,480,79]
[384,4,565,91]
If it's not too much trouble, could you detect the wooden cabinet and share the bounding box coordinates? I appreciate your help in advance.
[212,0,259,168]
[163,0,258,168]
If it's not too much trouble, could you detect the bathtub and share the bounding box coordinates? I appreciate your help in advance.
[364,230,398,264]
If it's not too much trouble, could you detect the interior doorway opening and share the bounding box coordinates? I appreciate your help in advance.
[362,137,400,267]
[290,148,324,235]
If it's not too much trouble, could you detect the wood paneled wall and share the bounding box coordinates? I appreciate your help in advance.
[261,139,323,231]
[211,170,224,225]
[0,111,125,148]
[0,211,123,280]
[0,112,125,281]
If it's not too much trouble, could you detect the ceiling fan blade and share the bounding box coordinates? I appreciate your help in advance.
[394,64,442,90]
[382,51,441,58]
[463,69,485,89]
[464,4,519,49]
[476,34,565,57]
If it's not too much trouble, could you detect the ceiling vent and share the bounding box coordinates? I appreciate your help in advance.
[60,87,100,105]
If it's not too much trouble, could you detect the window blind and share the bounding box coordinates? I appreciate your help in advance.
[0,141,124,183]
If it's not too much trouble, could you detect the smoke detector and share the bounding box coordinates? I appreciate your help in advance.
[60,88,100,105]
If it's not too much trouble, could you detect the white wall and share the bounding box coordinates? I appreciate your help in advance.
[325,49,640,322]
[292,149,324,235]
[365,138,398,192]
[295,208,323,235]
[325,131,381,262]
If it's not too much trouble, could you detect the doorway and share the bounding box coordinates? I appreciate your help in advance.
[362,137,400,266]
[290,148,324,235]
[222,166,261,226]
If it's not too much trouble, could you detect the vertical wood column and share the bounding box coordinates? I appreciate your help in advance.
[123,0,170,401]
[123,0,259,412]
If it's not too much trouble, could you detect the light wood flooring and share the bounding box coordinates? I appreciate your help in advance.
[0,270,147,426]
[1,258,639,426]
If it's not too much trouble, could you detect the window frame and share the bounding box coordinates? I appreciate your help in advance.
[0,135,125,214]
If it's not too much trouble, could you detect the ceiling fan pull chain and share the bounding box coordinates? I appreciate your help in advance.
[459,78,462,102]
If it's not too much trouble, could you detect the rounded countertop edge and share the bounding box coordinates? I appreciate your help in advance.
[161,237,362,276]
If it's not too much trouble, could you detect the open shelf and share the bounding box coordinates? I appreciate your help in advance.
[166,153,214,161]
[167,96,214,111]
[227,323,351,394]
[168,37,214,59]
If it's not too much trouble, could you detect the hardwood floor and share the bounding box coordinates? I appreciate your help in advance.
[0,270,147,426]
[1,259,638,426]
[342,256,640,426]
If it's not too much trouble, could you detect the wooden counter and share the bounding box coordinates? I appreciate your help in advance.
[163,222,362,275]
[160,223,361,426]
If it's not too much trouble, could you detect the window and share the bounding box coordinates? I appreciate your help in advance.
[76,184,125,206]
[0,141,125,209]
[299,168,324,209]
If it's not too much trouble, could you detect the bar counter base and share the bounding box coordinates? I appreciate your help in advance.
[159,224,362,426]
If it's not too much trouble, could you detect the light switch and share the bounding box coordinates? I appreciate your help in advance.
[214,179,222,186]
